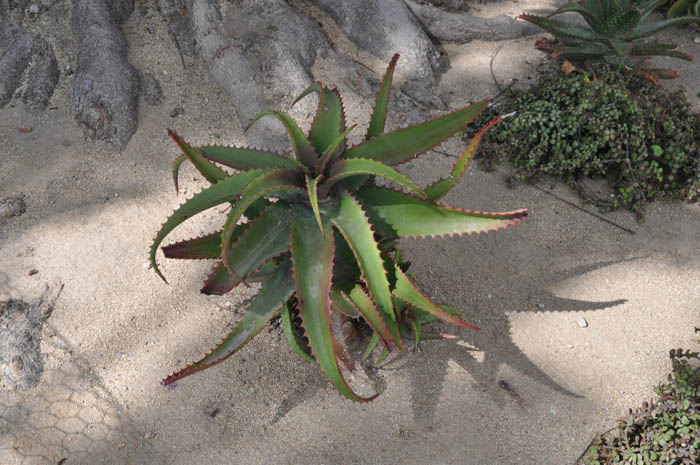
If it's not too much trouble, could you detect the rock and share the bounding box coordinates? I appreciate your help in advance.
[29,3,40,14]
[0,196,26,225]
[576,317,588,328]
[537,303,545,309]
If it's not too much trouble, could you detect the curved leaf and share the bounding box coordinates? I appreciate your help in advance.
[293,82,346,157]
[169,130,228,184]
[324,193,401,345]
[366,53,399,140]
[623,16,700,40]
[281,299,315,363]
[425,117,502,202]
[162,231,221,260]
[199,145,301,171]
[344,101,488,165]
[291,206,375,402]
[393,265,479,330]
[305,175,325,239]
[161,260,295,385]
[317,124,357,175]
[220,169,303,279]
[330,288,360,318]
[346,286,395,350]
[149,169,265,282]
[517,14,600,41]
[172,154,187,193]
[248,110,318,169]
[202,203,292,295]
[357,187,528,238]
[323,158,427,200]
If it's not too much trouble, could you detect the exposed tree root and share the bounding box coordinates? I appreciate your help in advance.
[0,0,59,113]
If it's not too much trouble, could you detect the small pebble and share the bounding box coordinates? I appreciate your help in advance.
[170,106,184,117]
[694,36,700,44]
[486,293,492,299]
[225,301,232,308]
[577,317,588,328]
[27,269,38,276]
[567,344,574,349]
[29,3,39,14]
[143,260,151,270]
[537,303,545,309]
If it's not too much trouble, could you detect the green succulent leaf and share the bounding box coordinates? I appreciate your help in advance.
[162,231,221,260]
[346,286,395,350]
[344,100,488,165]
[293,82,346,158]
[198,145,302,171]
[324,193,400,344]
[248,111,318,170]
[393,265,479,330]
[330,288,360,319]
[168,130,228,185]
[305,175,325,239]
[366,53,399,140]
[623,16,700,40]
[172,154,187,193]
[362,333,380,361]
[202,202,291,295]
[357,187,528,238]
[606,38,634,57]
[291,206,375,402]
[548,3,602,30]
[149,169,265,282]
[518,14,600,41]
[317,124,357,175]
[281,299,315,363]
[324,158,427,200]
[220,169,303,280]
[161,260,295,385]
[630,44,692,60]
[425,117,502,202]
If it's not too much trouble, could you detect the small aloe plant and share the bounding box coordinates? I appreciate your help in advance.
[149,55,527,401]
[520,0,700,81]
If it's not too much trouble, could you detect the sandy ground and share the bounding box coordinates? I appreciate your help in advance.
[1,1,700,464]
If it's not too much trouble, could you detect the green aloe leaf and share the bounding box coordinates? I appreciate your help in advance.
[357,187,528,238]
[201,203,291,295]
[548,3,602,29]
[161,260,295,386]
[640,0,667,19]
[317,124,357,175]
[169,130,228,185]
[344,101,488,166]
[281,299,315,363]
[392,265,479,330]
[293,82,346,157]
[162,231,221,259]
[248,110,318,170]
[220,169,302,280]
[518,14,600,41]
[366,53,399,140]
[605,38,634,57]
[624,16,700,40]
[552,43,614,59]
[324,193,401,345]
[425,117,502,202]
[362,333,380,361]
[198,145,301,171]
[163,197,270,261]
[330,288,360,318]
[344,286,395,350]
[172,154,187,193]
[630,44,692,60]
[323,158,427,200]
[290,206,375,402]
[150,169,265,282]
[305,175,325,239]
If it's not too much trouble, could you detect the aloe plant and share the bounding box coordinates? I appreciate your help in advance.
[149,55,528,401]
[519,0,700,81]
[667,0,700,27]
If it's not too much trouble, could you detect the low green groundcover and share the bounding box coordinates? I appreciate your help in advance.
[468,65,700,214]
[580,345,699,464]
